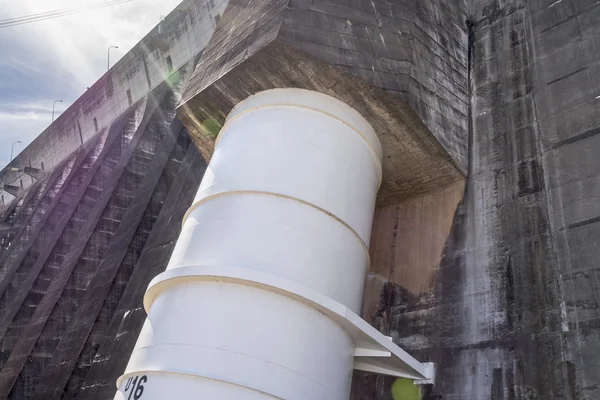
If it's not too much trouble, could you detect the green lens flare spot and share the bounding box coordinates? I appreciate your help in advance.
[166,70,181,85]
[391,378,421,400]
[201,117,222,139]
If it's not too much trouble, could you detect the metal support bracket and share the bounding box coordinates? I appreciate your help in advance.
[145,266,436,384]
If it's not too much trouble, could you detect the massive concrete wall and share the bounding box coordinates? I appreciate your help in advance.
[532,0,600,398]
[177,0,468,209]
[358,1,600,399]
[0,0,226,206]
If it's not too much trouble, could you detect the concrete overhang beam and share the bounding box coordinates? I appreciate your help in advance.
[176,0,465,207]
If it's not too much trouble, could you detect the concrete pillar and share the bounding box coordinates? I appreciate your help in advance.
[116,89,431,400]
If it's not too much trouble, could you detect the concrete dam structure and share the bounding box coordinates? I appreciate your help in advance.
[0,0,598,398]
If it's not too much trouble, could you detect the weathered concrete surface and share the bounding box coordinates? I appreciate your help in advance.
[288,0,470,173]
[180,0,469,175]
[179,41,464,206]
[2,186,22,198]
[356,1,600,399]
[177,0,467,206]
[0,80,205,398]
[22,168,43,181]
[532,0,600,398]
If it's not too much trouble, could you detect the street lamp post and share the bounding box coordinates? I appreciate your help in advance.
[107,45,119,70]
[52,100,63,122]
[10,141,22,161]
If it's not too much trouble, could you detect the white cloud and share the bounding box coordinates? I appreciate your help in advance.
[0,111,50,121]
[2,0,183,76]
[0,100,74,166]
[0,115,48,168]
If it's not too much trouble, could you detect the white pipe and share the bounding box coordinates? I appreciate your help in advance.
[115,88,431,400]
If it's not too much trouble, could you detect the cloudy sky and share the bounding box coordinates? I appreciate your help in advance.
[0,0,183,168]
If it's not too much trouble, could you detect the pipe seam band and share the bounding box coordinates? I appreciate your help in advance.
[140,266,429,380]
[183,190,372,260]
[215,103,383,189]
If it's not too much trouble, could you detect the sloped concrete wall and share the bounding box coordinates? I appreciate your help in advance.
[0,0,226,206]
[0,76,207,399]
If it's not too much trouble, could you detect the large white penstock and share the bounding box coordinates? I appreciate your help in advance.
[115,88,432,400]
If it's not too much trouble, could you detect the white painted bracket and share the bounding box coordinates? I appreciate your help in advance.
[145,266,435,384]
[414,362,435,385]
